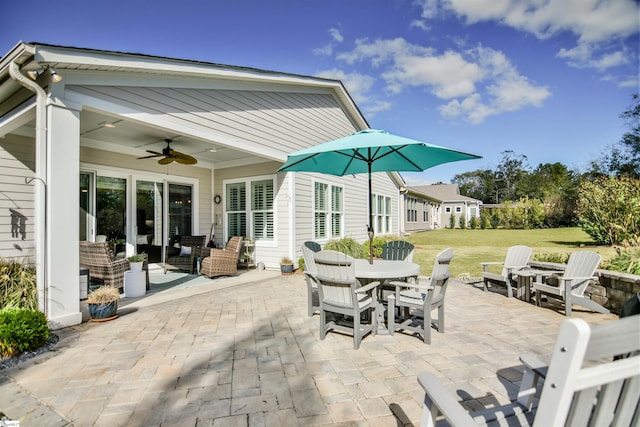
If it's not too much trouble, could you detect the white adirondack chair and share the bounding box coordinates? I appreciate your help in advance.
[314,250,378,349]
[532,250,609,316]
[387,248,454,344]
[481,245,532,298]
[418,315,640,426]
[301,241,322,317]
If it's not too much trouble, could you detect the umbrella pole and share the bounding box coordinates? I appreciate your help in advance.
[368,163,374,264]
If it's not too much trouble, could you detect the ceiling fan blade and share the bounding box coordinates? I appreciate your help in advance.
[137,150,164,160]
[170,149,198,165]
[173,153,198,165]
[158,157,175,165]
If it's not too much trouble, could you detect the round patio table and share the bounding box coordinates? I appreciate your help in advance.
[354,259,420,281]
[354,259,420,334]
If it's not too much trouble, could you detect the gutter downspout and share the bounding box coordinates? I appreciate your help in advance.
[9,61,47,315]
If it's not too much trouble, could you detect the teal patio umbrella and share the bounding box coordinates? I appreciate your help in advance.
[278,129,482,263]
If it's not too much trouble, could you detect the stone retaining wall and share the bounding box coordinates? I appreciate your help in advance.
[528,261,640,315]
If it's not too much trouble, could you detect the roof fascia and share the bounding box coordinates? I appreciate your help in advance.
[30,43,369,130]
[405,189,442,203]
[0,42,35,82]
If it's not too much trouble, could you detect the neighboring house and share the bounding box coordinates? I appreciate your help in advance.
[0,42,403,328]
[403,184,482,231]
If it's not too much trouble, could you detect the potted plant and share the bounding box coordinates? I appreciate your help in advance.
[127,253,145,272]
[280,257,294,275]
[87,286,120,322]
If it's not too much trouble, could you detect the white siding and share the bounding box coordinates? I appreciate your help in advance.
[0,135,35,262]
[68,85,357,155]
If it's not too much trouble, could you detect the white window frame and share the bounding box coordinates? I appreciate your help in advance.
[455,206,462,213]
[407,197,418,223]
[445,206,451,213]
[314,181,343,240]
[223,174,276,247]
[373,193,391,234]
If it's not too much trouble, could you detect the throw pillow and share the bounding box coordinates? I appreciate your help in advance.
[180,246,192,257]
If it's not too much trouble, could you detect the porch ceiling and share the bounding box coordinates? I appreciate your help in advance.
[10,109,270,169]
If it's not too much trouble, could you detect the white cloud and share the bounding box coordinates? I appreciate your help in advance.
[446,0,638,42]
[314,68,376,104]
[328,28,344,43]
[334,37,550,123]
[313,27,344,56]
[383,50,481,98]
[424,0,639,72]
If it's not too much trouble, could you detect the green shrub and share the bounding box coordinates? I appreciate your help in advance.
[577,176,640,246]
[458,216,467,229]
[298,257,305,270]
[0,308,50,357]
[0,259,38,310]
[469,216,478,230]
[534,252,570,264]
[367,235,406,258]
[324,237,368,259]
[602,248,640,275]
[449,214,456,229]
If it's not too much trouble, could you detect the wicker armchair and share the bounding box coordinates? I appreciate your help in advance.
[200,236,242,278]
[164,235,207,274]
[79,241,130,290]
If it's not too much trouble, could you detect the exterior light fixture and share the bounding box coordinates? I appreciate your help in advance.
[26,69,44,81]
[48,67,62,83]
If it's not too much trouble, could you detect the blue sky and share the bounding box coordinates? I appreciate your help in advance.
[3,0,638,184]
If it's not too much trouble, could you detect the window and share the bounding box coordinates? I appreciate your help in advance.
[225,176,275,241]
[315,182,343,239]
[226,182,247,237]
[455,206,462,213]
[252,179,274,240]
[423,203,429,222]
[445,207,451,213]
[407,197,418,222]
[373,194,391,234]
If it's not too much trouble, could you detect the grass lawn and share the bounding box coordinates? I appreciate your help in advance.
[406,227,617,278]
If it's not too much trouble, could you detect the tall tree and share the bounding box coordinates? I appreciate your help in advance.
[520,162,579,226]
[495,150,529,202]
[452,169,496,202]
[588,93,640,178]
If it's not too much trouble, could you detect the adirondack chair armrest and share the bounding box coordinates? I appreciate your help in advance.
[355,281,380,294]
[481,261,502,272]
[561,275,598,282]
[559,275,598,288]
[388,280,432,293]
[418,372,477,427]
[519,353,548,376]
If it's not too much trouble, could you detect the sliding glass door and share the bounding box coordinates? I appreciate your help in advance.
[136,181,164,262]
[168,183,193,246]
[81,171,195,263]
[96,176,127,257]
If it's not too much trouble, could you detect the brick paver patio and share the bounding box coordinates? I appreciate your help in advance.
[0,269,617,426]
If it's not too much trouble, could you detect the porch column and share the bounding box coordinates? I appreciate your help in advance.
[46,97,82,328]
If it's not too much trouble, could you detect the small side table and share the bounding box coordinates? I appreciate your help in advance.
[124,270,146,298]
[517,269,557,303]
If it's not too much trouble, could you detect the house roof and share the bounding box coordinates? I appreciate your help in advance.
[1,42,366,124]
[408,184,481,204]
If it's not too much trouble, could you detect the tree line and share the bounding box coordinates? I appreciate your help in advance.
[451,94,639,246]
